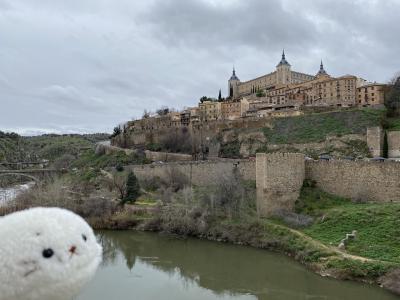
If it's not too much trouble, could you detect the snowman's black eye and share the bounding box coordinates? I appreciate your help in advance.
[42,248,54,259]
[82,234,87,242]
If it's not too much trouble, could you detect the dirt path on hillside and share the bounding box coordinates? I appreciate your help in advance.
[268,221,384,263]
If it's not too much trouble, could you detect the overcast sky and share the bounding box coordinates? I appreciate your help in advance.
[0,0,399,135]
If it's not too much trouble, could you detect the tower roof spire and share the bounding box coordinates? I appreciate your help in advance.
[229,66,239,81]
[277,49,290,67]
[317,59,328,76]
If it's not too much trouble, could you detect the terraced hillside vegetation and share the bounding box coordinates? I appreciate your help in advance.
[262,108,384,144]
[0,131,22,162]
[219,108,385,159]
[0,132,109,164]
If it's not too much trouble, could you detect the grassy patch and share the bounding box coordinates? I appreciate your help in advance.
[296,186,352,216]
[72,149,149,169]
[296,187,400,264]
[385,117,400,131]
[326,258,394,279]
[299,193,400,263]
[263,109,384,144]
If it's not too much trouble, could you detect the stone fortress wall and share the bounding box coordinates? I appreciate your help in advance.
[388,131,400,158]
[125,152,400,217]
[366,127,400,159]
[125,159,256,187]
[305,160,400,203]
[366,127,384,157]
[256,153,305,216]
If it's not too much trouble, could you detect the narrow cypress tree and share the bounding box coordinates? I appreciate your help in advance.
[383,131,389,158]
[218,89,222,101]
[123,171,141,204]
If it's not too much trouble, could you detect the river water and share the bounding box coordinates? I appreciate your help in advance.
[78,231,398,300]
[0,182,35,206]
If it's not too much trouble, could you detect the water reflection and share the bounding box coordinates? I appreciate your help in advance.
[78,231,398,300]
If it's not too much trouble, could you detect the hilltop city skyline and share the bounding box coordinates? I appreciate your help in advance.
[1,0,399,135]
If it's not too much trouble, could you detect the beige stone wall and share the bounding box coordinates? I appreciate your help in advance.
[291,71,315,84]
[240,74,358,109]
[357,84,385,106]
[367,127,384,157]
[199,101,221,122]
[221,101,241,120]
[126,160,256,187]
[120,153,400,210]
[388,131,400,158]
[144,150,192,162]
[306,160,400,202]
[238,72,276,96]
[256,153,305,216]
[307,76,357,107]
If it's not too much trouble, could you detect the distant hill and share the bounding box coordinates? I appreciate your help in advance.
[0,132,110,163]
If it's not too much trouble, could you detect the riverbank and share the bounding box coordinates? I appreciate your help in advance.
[79,230,399,300]
[92,213,397,287]
[81,187,400,297]
[4,173,400,296]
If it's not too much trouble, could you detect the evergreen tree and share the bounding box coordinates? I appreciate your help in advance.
[110,126,121,138]
[256,89,266,97]
[122,171,141,204]
[218,89,222,101]
[383,132,389,158]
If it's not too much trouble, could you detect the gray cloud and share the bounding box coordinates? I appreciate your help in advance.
[0,0,399,135]
[141,0,318,53]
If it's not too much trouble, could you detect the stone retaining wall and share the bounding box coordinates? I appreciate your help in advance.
[305,160,400,202]
[126,159,256,186]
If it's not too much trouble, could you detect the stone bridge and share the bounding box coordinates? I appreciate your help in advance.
[0,169,64,182]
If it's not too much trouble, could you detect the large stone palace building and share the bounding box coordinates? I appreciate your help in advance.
[229,50,384,105]
[123,50,385,133]
[228,50,315,99]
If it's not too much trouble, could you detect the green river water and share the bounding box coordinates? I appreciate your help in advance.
[77,231,398,300]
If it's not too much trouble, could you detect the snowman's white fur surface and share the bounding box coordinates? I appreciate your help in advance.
[0,207,102,300]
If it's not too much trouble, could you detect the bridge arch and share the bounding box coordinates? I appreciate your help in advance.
[0,173,39,182]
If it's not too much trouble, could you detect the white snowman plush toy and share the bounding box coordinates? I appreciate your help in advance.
[0,207,102,300]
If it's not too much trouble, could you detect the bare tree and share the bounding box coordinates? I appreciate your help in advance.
[142,110,151,119]
[111,172,127,200]
[385,72,400,116]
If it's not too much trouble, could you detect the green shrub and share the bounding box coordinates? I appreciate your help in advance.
[219,141,241,158]
[122,172,141,205]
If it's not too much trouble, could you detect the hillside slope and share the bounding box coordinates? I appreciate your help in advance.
[0,132,109,164]
[220,109,384,158]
